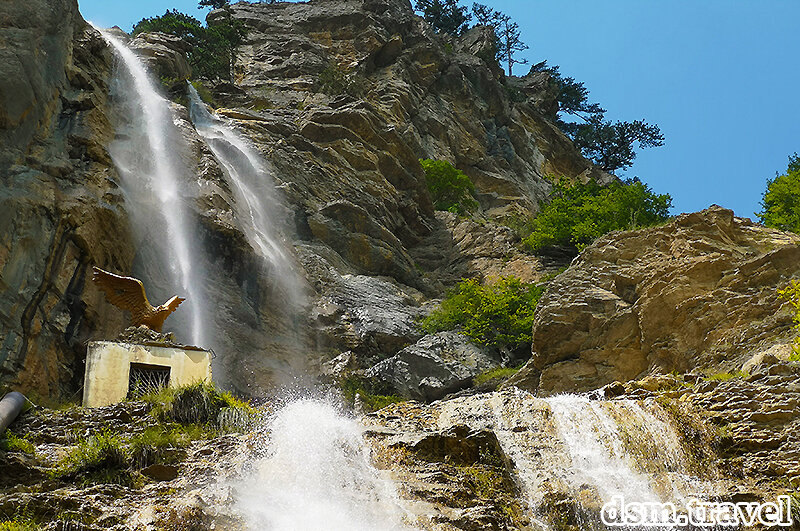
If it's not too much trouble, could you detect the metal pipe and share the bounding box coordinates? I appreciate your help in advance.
[0,392,29,434]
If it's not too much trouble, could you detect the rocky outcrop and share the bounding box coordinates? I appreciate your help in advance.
[130,32,193,80]
[364,331,500,400]
[508,206,800,395]
[205,0,603,287]
[0,0,134,397]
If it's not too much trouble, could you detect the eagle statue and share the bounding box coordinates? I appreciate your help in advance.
[92,267,185,332]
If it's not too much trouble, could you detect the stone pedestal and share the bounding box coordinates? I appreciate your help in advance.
[82,341,212,408]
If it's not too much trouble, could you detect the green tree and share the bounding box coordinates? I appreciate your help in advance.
[415,0,471,35]
[759,154,800,233]
[132,9,245,81]
[529,60,605,118]
[522,177,672,252]
[471,4,528,76]
[528,61,663,173]
[563,115,664,173]
[420,159,479,214]
[198,0,229,8]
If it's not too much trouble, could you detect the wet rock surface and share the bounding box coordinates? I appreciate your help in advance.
[509,206,800,395]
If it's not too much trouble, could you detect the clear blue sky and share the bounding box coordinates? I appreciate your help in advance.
[79,0,800,218]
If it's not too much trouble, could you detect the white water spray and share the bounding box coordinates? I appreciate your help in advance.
[97,29,206,346]
[236,399,410,530]
[546,395,661,504]
[186,85,301,304]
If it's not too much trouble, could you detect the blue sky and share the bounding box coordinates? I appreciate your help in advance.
[79,0,800,218]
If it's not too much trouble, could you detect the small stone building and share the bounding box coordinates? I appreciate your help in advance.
[82,341,212,407]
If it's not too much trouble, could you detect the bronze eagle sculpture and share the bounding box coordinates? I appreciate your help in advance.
[92,267,185,332]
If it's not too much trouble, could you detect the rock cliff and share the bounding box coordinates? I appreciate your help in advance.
[509,206,800,395]
[0,0,598,397]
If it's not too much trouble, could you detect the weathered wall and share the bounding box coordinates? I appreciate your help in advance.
[82,341,212,407]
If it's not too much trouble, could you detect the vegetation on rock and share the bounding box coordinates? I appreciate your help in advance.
[414,0,471,35]
[421,276,544,349]
[339,376,404,413]
[759,153,800,234]
[132,9,245,80]
[530,61,664,173]
[420,159,479,214]
[471,3,528,76]
[778,280,800,359]
[317,62,367,98]
[520,177,672,252]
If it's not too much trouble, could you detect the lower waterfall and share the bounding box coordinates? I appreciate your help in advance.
[437,389,721,530]
[235,399,411,531]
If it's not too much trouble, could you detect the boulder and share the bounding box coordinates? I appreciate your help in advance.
[130,32,192,80]
[508,206,800,395]
[365,331,500,401]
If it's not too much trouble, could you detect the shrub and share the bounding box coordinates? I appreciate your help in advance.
[778,280,800,359]
[142,382,255,428]
[317,62,366,98]
[759,153,800,234]
[421,276,545,349]
[522,177,672,252]
[51,431,131,485]
[127,426,193,469]
[420,159,479,214]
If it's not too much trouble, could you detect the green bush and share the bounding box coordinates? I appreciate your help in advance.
[522,177,672,252]
[421,276,545,349]
[132,9,245,81]
[759,153,800,233]
[51,431,131,485]
[142,382,255,428]
[420,159,479,214]
[778,280,800,359]
[317,62,366,98]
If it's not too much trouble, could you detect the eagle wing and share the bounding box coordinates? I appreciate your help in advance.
[92,267,152,323]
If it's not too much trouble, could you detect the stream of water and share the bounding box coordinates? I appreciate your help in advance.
[98,28,207,346]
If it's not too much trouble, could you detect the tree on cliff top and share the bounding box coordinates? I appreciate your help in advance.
[759,153,800,233]
[529,61,663,173]
[415,0,471,35]
[133,9,245,81]
[471,3,529,76]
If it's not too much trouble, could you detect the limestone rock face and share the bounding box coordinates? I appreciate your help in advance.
[0,0,134,397]
[509,206,800,395]
[129,32,193,80]
[205,0,602,287]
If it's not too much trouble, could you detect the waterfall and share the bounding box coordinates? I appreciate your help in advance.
[97,29,207,346]
[437,390,720,530]
[236,399,411,531]
[185,85,302,306]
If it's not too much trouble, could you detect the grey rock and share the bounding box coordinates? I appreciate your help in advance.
[365,331,500,401]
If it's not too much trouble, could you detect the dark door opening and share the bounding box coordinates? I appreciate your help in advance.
[128,363,171,398]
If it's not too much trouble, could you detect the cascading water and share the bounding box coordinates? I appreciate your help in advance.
[235,399,411,531]
[436,389,721,530]
[185,85,301,306]
[98,29,206,346]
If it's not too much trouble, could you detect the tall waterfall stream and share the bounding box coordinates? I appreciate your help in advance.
[100,34,723,531]
[99,29,207,346]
